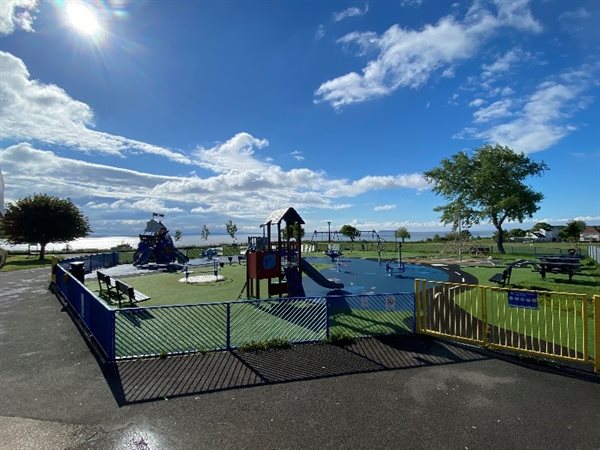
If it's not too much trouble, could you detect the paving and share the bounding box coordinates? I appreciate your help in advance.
[1,267,600,449]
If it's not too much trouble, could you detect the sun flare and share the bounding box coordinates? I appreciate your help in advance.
[66,2,101,37]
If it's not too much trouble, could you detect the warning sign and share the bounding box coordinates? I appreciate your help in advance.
[385,295,396,310]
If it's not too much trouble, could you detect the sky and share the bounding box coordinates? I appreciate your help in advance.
[0,0,599,238]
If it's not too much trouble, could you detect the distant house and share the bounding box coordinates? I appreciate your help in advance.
[524,226,562,242]
[580,226,600,242]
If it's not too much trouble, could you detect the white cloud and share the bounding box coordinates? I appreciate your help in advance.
[290,150,305,161]
[194,133,269,173]
[0,0,37,35]
[481,48,529,79]
[1,141,429,228]
[374,204,396,211]
[460,66,597,153]
[333,3,369,23]
[491,0,542,33]
[400,0,423,7]
[472,99,513,123]
[315,0,541,109]
[469,98,485,108]
[0,51,192,164]
[314,24,325,41]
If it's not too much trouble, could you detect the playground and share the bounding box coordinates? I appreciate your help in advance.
[83,208,475,309]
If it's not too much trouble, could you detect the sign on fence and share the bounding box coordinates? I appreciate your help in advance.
[508,290,538,309]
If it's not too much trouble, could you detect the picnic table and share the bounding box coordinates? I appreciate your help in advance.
[536,255,581,281]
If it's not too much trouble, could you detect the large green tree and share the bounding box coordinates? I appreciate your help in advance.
[424,144,548,254]
[339,224,361,242]
[0,194,91,260]
[559,220,586,242]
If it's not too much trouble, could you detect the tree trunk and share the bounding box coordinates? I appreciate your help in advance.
[39,243,46,260]
[495,226,506,254]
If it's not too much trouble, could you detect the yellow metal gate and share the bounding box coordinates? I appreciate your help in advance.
[415,280,599,372]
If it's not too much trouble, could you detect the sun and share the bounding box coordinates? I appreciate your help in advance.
[65,2,102,37]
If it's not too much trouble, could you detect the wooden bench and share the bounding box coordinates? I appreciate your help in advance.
[489,265,512,287]
[97,271,117,299]
[97,271,150,307]
[114,279,151,307]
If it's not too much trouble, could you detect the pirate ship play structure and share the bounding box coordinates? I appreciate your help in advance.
[133,213,189,267]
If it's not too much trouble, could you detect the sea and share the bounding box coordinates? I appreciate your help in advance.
[1,230,494,252]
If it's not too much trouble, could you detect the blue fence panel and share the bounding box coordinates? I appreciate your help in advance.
[59,252,119,273]
[230,297,327,348]
[327,293,415,338]
[114,303,228,359]
[54,265,115,359]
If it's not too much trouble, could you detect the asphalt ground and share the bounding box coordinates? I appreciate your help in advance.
[1,267,600,449]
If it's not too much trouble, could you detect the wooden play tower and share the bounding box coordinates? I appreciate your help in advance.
[246,207,305,299]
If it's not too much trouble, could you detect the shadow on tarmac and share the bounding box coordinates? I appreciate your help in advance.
[53,286,598,408]
[97,335,490,406]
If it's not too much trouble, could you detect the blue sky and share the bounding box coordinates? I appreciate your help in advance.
[0,0,599,237]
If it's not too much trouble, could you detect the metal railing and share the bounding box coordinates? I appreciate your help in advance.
[415,280,599,371]
[52,264,414,360]
[59,251,119,273]
[53,264,115,359]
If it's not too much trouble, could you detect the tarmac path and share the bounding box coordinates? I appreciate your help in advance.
[1,267,600,449]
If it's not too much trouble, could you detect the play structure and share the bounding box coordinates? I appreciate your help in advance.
[385,242,406,277]
[246,207,344,299]
[133,213,189,267]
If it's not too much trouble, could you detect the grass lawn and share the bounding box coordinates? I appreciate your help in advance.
[460,258,600,297]
[0,255,56,271]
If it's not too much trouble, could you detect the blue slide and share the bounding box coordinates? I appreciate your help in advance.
[134,244,154,267]
[173,249,190,264]
[284,267,306,297]
[300,258,344,289]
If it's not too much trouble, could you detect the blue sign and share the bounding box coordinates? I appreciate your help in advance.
[508,290,538,309]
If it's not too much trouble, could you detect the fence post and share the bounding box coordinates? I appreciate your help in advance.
[414,280,421,334]
[325,298,330,339]
[226,303,231,351]
[594,295,600,373]
[481,286,488,346]
[109,310,116,361]
[50,256,58,283]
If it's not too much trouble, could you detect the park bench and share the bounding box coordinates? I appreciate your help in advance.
[96,271,150,307]
[97,271,117,299]
[114,279,151,307]
[488,265,512,287]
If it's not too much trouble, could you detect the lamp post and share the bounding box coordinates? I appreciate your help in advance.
[327,221,331,243]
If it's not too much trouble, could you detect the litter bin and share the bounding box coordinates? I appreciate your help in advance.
[69,261,86,284]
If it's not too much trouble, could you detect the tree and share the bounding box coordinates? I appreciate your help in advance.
[282,224,305,241]
[201,224,210,241]
[0,194,91,260]
[530,222,553,232]
[225,220,237,243]
[507,228,527,238]
[424,144,547,254]
[339,224,361,242]
[395,227,410,242]
[559,220,586,242]
[173,229,182,242]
